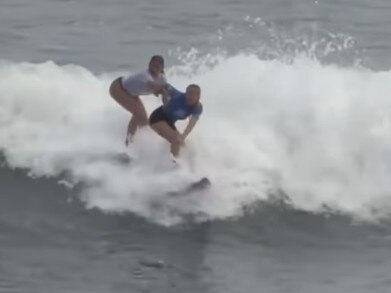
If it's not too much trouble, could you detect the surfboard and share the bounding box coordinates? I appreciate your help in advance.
[186,177,211,191]
[147,177,211,219]
[166,177,211,197]
[82,152,132,165]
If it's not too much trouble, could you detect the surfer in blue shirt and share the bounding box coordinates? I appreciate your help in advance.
[149,83,203,158]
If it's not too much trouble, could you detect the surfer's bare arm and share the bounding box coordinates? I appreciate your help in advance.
[146,81,165,97]
[182,116,199,140]
[160,88,170,104]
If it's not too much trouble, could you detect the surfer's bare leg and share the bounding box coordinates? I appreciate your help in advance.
[151,122,181,157]
[126,115,143,145]
[170,139,180,158]
[125,101,148,144]
[109,78,148,144]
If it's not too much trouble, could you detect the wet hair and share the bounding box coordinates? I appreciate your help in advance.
[186,84,201,108]
[149,55,165,73]
[186,84,201,93]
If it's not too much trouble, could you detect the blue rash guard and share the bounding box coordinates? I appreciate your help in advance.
[163,84,203,122]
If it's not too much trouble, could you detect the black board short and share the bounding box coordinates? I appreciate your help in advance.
[149,106,177,130]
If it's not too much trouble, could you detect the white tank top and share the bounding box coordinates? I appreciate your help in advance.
[121,70,166,96]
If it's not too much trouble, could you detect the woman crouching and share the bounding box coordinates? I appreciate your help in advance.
[149,83,203,159]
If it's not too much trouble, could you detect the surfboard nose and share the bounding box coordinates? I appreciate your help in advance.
[189,177,211,190]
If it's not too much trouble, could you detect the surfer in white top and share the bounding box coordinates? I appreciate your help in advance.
[109,55,166,145]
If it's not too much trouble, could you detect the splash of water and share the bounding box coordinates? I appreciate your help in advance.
[1,44,391,225]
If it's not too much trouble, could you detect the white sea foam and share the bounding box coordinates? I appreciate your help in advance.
[1,54,391,225]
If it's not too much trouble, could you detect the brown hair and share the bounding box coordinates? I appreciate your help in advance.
[149,55,165,73]
[186,84,201,93]
[186,84,201,109]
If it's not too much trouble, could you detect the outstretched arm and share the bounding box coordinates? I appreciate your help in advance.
[146,81,164,93]
[157,83,180,104]
[160,88,169,104]
[181,115,199,140]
